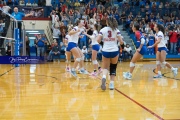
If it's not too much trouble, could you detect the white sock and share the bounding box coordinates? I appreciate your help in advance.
[102,75,106,79]
[129,72,132,76]
[72,68,75,71]
[171,67,175,71]
[158,71,162,75]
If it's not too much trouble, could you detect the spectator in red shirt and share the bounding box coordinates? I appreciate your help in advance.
[169,28,178,54]
[61,4,67,13]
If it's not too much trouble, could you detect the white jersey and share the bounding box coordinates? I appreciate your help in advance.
[155,31,166,48]
[99,27,121,52]
[65,34,72,43]
[91,30,99,45]
[71,26,85,44]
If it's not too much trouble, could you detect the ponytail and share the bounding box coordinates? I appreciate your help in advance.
[106,17,118,31]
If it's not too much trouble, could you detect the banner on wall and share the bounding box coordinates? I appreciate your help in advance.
[20,7,44,18]
[0,56,45,64]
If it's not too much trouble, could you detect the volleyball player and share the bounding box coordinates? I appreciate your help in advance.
[148,24,178,78]
[67,20,88,77]
[84,24,102,76]
[123,22,147,80]
[96,17,124,90]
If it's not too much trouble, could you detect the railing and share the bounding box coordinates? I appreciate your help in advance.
[46,21,53,44]
[0,8,27,56]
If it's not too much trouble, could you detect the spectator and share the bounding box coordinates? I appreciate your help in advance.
[52,23,61,45]
[26,0,32,6]
[6,42,11,56]
[177,37,180,55]
[52,42,61,62]
[74,0,80,8]
[169,28,178,54]
[50,10,59,24]
[47,41,55,61]
[81,46,88,61]
[79,33,87,49]
[6,0,13,5]
[11,7,33,39]
[164,28,169,48]
[120,11,126,30]
[175,17,180,25]
[124,44,133,60]
[114,10,120,25]
[42,34,47,56]
[19,0,25,6]
[25,36,30,56]
[61,13,69,26]
[60,41,66,54]
[36,34,46,56]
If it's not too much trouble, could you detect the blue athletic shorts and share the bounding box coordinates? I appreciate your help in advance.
[92,44,100,51]
[102,51,119,58]
[66,42,77,52]
[139,46,147,55]
[158,47,168,52]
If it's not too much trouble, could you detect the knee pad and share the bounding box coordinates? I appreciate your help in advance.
[162,61,167,66]
[130,62,135,67]
[81,56,84,61]
[75,58,81,62]
[92,60,98,64]
[156,61,160,65]
[110,63,117,76]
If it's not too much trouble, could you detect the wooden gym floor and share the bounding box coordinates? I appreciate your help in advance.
[0,61,180,120]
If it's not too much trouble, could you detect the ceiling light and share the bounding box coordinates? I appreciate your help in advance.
[28,33,41,34]
[26,31,39,32]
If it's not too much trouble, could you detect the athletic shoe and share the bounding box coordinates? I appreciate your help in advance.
[172,68,178,77]
[101,78,106,90]
[153,74,162,78]
[70,70,77,77]
[109,82,114,90]
[66,67,70,72]
[123,72,129,75]
[123,72,132,80]
[79,69,89,74]
[90,72,98,76]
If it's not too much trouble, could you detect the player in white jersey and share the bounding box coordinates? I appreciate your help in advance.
[96,17,124,90]
[148,23,178,78]
[67,20,88,77]
[84,24,102,76]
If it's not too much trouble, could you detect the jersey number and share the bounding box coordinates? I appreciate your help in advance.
[108,31,112,37]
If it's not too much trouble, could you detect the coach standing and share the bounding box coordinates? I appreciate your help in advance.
[11,7,33,39]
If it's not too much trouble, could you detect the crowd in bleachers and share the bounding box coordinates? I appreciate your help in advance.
[0,0,179,59]
[45,0,179,61]
[122,0,180,55]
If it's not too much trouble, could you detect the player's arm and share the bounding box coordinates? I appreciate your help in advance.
[64,37,68,46]
[138,38,145,50]
[117,36,125,49]
[96,35,102,43]
[69,28,80,35]
[84,32,95,40]
[148,36,161,48]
